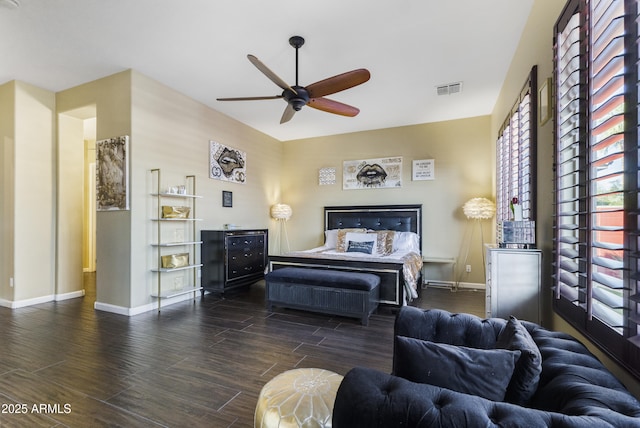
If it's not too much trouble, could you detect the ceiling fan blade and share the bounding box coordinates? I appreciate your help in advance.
[307,97,360,117]
[247,54,297,95]
[280,104,296,124]
[306,69,370,98]
[217,95,283,101]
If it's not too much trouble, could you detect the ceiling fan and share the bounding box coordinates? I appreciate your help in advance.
[217,36,370,124]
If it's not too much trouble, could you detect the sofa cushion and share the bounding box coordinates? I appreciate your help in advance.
[393,335,520,402]
[496,315,542,405]
[394,307,505,349]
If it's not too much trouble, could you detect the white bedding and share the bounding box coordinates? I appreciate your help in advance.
[282,245,423,302]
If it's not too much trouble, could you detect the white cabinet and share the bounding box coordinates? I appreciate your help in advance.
[485,245,542,324]
[150,169,203,311]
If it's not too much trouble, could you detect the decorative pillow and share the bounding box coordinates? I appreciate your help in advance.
[394,336,520,402]
[393,231,420,252]
[336,228,367,252]
[347,240,375,254]
[496,316,543,405]
[367,230,395,256]
[344,232,377,255]
[324,229,340,249]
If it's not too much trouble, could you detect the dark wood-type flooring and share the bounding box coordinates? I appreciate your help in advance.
[0,275,484,427]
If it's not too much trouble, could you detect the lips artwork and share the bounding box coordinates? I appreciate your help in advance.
[209,141,247,184]
[343,157,403,189]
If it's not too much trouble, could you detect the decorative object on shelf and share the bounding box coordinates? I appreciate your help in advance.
[458,197,496,287]
[161,206,191,219]
[343,156,402,190]
[271,203,292,254]
[498,221,536,248]
[150,169,203,311]
[510,196,523,220]
[319,167,337,186]
[222,190,233,207]
[209,141,246,184]
[96,135,129,211]
[412,159,435,181]
[161,253,189,269]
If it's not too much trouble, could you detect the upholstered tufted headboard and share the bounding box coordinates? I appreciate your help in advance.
[324,205,422,244]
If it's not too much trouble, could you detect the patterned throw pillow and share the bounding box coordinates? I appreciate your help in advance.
[344,232,378,255]
[368,230,395,256]
[336,228,367,252]
[346,240,375,254]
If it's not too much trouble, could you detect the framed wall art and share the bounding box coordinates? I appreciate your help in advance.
[319,167,337,185]
[209,141,246,184]
[96,135,129,211]
[343,156,402,190]
[412,159,435,180]
[222,190,233,207]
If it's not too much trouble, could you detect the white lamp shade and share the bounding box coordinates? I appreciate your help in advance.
[270,203,292,220]
[462,197,496,220]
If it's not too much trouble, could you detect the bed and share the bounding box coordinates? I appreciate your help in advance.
[268,204,423,307]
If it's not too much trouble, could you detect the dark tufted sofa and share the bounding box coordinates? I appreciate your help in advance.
[332,307,640,427]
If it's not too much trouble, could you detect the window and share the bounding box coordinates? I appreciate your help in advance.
[496,68,537,225]
[553,0,640,379]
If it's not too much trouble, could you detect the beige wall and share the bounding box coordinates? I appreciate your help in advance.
[129,71,282,309]
[0,81,57,304]
[491,0,640,397]
[57,70,133,309]
[282,116,493,285]
[52,70,282,312]
[0,81,15,303]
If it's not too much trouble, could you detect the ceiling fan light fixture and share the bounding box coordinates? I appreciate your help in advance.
[218,36,369,124]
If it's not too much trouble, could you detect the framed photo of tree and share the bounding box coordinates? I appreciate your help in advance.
[96,136,129,211]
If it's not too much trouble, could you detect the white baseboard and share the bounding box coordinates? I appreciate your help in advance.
[0,290,85,309]
[0,296,55,309]
[55,289,85,301]
[94,292,198,316]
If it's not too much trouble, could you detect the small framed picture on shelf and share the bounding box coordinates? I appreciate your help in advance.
[222,190,233,207]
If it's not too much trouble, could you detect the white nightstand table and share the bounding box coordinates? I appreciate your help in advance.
[422,256,457,290]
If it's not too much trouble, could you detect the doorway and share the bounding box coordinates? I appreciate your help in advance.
[57,106,96,298]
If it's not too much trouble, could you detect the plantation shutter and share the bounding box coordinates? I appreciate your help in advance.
[496,69,537,225]
[589,0,626,331]
[554,3,587,306]
[553,0,640,377]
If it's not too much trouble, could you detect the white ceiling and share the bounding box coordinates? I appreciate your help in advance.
[0,0,534,141]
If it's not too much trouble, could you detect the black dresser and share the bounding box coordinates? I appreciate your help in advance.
[201,229,268,296]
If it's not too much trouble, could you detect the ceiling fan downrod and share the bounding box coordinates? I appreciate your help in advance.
[289,36,304,87]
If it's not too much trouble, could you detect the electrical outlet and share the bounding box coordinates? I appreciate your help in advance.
[9,277,14,287]
[465,265,472,273]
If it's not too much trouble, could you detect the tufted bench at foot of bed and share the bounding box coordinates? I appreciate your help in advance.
[264,267,380,326]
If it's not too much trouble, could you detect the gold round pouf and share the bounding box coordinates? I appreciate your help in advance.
[254,368,344,428]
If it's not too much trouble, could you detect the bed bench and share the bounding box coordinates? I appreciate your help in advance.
[265,267,380,325]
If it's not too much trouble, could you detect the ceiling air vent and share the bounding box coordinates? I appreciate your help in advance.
[436,82,463,96]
